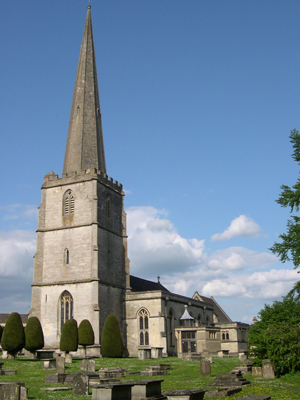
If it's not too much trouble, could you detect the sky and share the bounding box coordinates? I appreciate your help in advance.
[1,0,300,323]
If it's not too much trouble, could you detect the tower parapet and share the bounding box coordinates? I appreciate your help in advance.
[42,169,123,193]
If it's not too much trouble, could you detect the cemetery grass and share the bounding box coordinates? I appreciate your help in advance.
[1,355,300,399]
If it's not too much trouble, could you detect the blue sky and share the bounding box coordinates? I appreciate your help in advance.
[1,0,300,322]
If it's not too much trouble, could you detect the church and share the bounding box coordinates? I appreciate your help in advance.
[29,6,248,358]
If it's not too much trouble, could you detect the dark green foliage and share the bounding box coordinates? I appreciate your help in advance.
[1,312,25,356]
[60,318,78,352]
[78,319,94,346]
[25,316,44,354]
[270,129,300,268]
[247,289,300,376]
[101,314,123,357]
[0,325,3,342]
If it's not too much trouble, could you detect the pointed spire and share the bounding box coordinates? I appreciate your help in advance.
[63,5,106,175]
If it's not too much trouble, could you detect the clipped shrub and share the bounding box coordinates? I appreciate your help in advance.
[78,319,94,358]
[101,314,123,357]
[1,312,25,357]
[0,325,3,342]
[25,316,44,354]
[60,318,78,353]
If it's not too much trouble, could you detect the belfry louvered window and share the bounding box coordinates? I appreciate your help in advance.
[138,308,149,346]
[63,190,75,216]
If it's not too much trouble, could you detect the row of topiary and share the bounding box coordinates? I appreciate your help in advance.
[0,312,123,358]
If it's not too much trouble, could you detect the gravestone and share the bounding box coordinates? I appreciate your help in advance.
[80,359,88,371]
[73,372,89,395]
[252,367,263,376]
[262,360,275,379]
[130,379,163,398]
[20,386,28,400]
[65,353,72,363]
[164,389,206,400]
[235,396,271,400]
[0,384,20,400]
[56,356,65,374]
[200,359,211,376]
[239,354,248,362]
[2,351,8,359]
[88,360,96,372]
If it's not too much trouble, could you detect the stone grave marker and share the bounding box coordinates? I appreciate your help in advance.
[56,356,65,374]
[88,359,96,372]
[80,359,88,371]
[73,371,89,395]
[200,359,211,376]
[65,353,72,363]
[0,383,20,400]
[262,360,275,379]
[252,366,263,376]
[235,395,271,400]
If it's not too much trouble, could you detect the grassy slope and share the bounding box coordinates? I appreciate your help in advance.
[0,355,300,399]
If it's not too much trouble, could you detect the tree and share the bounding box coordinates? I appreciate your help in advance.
[25,316,44,355]
[1,312,25,357]
[0,325,3,342]
[78,319,94,358]
[101,314,123,357]
[269,129,300,268]
[60,318,78,353]
[247,288,300,376]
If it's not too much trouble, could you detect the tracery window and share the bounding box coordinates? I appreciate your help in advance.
[138,308,149,346]
[60,291,73,332]
[63,189,75,223]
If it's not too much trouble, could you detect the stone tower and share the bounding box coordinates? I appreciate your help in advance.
[30,5,130,349]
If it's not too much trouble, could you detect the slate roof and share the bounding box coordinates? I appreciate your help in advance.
[130,275,170,293]
[0,314,28,325]
[193,292,232,323]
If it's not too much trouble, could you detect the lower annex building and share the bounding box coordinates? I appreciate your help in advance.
[27,5,249,358]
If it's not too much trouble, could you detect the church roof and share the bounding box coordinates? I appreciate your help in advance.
[0,314,28,325]
[130,275,170,293]
[63,5,106,175]
[192,291,232,323]
[180,305,194,320]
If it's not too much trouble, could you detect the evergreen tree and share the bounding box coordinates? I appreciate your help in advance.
[78,319,94,358]
[101,314,123,357]
[60,318,78,353]
[25,316,44,355]
[1,312,25,357]
[270,129,300,268]
[0,325,3,342]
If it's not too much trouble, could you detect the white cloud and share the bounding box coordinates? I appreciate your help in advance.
[0,204,38,221]
[211,215,260,241]
[127,206,205,276]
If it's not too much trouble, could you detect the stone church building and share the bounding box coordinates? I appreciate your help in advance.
[29,6,248,358]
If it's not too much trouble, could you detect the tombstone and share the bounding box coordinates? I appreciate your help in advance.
[235,396,271,400]
[200,359,211,376]
[92,383,133,400]
[240,354,248,362]
[252,366,263,376]
[262,360,275,379]
[20,386,28,400]
[205,356,213,363]
[80,359,88,371]
[73,372,89,395]
[2,351,8,359]
[65,353,72,363]
[88,360,96,372]
[0,384,20,400]
[43,358,56,370]
[164,389,206,400]
[131,379,163,398]
[56,356,65,374]
[151,347,163,359]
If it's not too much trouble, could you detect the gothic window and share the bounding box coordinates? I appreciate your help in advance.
[63,189,75,220]
[60,291,73,332]
[138,308,150,346]
[222,332,225,340]
[226,332,229,340]
[105,194,111,219]
[64,249,70,265]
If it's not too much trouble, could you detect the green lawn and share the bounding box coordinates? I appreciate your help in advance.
[1,355,300,399]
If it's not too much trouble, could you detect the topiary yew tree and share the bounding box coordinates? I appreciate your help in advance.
[25,316,44,355]
[0,325,3,342]
[101,314,123,358]
[60,318,78,353]
[1,312,25,357]
[78,319,94,358]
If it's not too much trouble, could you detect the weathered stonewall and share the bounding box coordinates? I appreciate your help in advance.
[200,359,211,376]
[262,360,275,379]
[73,372,89,395]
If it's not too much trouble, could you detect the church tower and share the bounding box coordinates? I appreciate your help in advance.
[30,6,130,350]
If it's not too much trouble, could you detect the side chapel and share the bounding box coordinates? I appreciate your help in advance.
[29,6,248,358]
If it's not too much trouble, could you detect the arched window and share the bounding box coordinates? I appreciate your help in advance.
[222,332,225,340]
[138,308,150,346]
[60,291,73,332]
[105,194,111,219]
[63,190,75,224]
[226,332,229,340]
[64,249,70,265]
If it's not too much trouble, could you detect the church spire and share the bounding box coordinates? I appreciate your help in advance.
[63,5,106,175]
